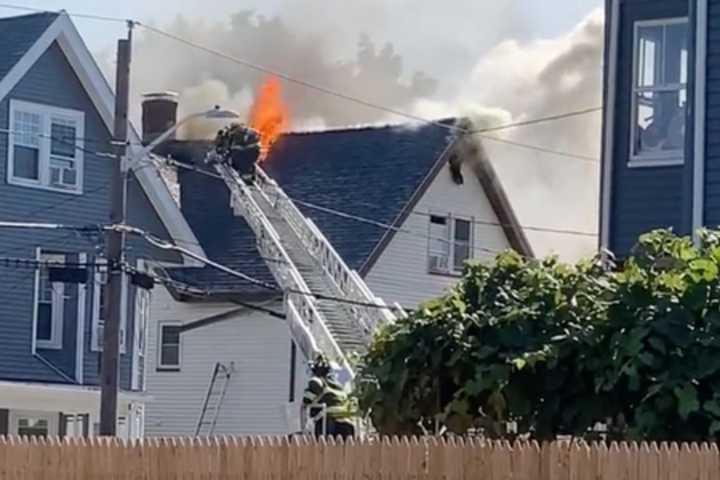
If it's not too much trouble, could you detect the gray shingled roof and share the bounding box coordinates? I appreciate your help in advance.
[162,120,531,299]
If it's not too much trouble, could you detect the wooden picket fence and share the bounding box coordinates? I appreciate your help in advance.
[0,436,718,479]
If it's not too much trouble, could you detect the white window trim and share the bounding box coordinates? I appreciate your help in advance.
[7,99,85,194]
[34,249,65,350]
[131,260,151,391]
[9,410,58,437]
[629,17,689,167]
[427,213,474,275]
[91,261,127,354]
[157,322,182,370]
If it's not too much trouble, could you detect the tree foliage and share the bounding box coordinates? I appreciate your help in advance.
[354,229,720,441]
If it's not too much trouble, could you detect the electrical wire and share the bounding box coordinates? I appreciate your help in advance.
[158,156,598,241]
[476,134,599,163]
[117,224,407,312]
[0,2,603,161]
[0,3,131,23]
[468,107,603,134]
[0,255,106,269]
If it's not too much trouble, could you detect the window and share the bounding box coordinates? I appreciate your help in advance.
[10,411,57,437]
[91,262,127,353]
[428,215,450,272]
[34,252,65,349]
[132,283,151,390]
[158,323,181,370]
[630,18,688,165]
[62,414,89,438]
[7,100,84,193]
[135,288,150,357]
[453,219,472,271]
[428,215,473,274]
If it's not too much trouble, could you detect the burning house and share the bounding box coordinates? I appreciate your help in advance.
[142,79,531,436]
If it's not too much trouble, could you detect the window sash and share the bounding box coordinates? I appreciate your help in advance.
[7,100,84,193]
[92,262,127,353]
[630,18,688,164]
[35,251,65,349]
[453,219,472,271]
[158,324,181,369]
[428,214,473,274]
[10,411,57,438]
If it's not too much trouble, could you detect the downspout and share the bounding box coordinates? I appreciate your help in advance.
[600,0,620,253]
[76,253,87,383]
[693,0,708,240]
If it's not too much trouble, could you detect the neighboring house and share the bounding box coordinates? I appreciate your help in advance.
[143,98,532,435]
[0,12,201,439]
[600,0,717,256]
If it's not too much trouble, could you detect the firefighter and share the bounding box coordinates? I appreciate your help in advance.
[212,123,261,183]
[302,355,355,439]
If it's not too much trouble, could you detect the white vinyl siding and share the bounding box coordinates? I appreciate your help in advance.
[365,165,510,308]
[145,287,300,436]
[7,99,84,193]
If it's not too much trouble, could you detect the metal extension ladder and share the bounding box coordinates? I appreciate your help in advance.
[195,362,233,436]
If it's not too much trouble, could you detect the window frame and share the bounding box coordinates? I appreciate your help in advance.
[157,322,182,371]
[7,99,85,194]
[33,250,65,350]
[91,261,128,354]
[427,213,474,276]
[132,260,151,390]
[628,17,689,168]
[9,410,58,437]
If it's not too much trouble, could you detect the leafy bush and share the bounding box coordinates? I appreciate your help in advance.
[355,229,720,441]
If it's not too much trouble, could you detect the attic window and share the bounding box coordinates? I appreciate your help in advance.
[428,214,473,274]
[7,100,85,193]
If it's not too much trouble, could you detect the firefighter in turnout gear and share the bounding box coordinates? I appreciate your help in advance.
[303,355,355,438]
[211,123,261,184]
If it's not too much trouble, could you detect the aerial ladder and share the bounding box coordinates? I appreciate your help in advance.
[207,125,403,388]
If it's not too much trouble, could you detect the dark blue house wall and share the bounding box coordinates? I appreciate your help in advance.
[0,41,178,389]
[607,0,693,256]
[703,0,720,227]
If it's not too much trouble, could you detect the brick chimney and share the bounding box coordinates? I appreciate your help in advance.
[141,91,178,144]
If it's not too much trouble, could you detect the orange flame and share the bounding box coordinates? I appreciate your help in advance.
[249,76,289,160]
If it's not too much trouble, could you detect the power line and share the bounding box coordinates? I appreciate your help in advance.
[158,156,598,240]
[117,224,408,312]
[0,221,102,232]
[0,3,131,23]
[477,134,599,163]
[0,255,107,269]
[139,23,603,146]
[469,107,602,135]
[0,3,604,153]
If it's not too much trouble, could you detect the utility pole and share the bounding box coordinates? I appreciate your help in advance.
[100,23,133,436]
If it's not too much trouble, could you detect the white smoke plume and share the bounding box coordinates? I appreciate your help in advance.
[124,11,437,137]
[413,9,603,260]
[116,6,603,261]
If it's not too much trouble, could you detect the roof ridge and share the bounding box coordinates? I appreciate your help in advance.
[284,117,458,136]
